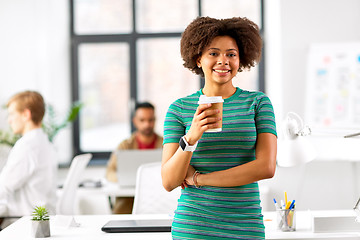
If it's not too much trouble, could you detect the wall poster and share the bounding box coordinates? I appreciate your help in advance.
[305,42,360,136]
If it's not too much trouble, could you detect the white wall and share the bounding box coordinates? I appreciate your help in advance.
[263,0,360,211]
[280,0,360,116]
[0,0,72,163]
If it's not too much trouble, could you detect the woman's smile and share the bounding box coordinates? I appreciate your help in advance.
[213,68,231,75]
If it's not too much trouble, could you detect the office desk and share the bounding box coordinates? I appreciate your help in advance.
[57,182,135,214]
[264,211,360,240]
[59,181,135,198]
[77,182,135,197]
[1,211,360,239]
[0,214,171,240]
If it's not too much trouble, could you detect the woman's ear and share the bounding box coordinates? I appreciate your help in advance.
[196,58,201,68]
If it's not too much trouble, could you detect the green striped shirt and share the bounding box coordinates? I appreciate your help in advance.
[163,87,277,240]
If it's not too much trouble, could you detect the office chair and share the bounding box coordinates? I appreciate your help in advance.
[56,153,92,215]
[132,162,181,215]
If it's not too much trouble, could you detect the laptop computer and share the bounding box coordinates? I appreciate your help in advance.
[101,219,172,233]
[116,149,162,188]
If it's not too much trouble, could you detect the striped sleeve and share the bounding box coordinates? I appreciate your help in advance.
[163,99,186,144]
[254,92,277,136]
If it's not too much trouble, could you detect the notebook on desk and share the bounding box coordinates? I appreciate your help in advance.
[101,219,172,233]
[116,149,162,188]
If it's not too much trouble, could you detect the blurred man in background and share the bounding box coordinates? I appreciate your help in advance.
[106,102,163,214]
[0,91,57,229]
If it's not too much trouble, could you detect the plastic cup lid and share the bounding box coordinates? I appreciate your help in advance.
[198,95,224,104]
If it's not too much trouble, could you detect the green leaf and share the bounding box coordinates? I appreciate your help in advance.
[65,101,83,122]
[0,129,20,147]
[31,205,50,221]
[41,101,83,142]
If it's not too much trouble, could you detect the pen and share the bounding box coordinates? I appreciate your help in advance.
[281,200,285,209]
[284,191,288,206]
[289,200,295,209]
[285,201,291,209]
[344,132,360,138]
[273,198,281,210]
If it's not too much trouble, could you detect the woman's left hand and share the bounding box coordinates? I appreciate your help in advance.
[181,165,196,189]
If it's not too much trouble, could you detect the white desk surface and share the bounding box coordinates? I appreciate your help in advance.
[80,182,135,197]
[0,214,171,240]
[58,182,135,198]
[264,210,360,239]
[1,211,360,240]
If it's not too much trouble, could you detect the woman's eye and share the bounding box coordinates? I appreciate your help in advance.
[228,53,236,57]
[209,52,218,56]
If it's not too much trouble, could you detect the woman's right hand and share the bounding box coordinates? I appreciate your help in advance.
[184,103,221,144]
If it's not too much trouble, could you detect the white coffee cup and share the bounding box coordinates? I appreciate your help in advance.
[198,95,224,132]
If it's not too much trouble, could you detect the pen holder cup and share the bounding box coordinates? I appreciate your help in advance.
[276,209,296,231]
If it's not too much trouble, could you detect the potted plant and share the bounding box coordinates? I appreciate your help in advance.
[31,206,51,238]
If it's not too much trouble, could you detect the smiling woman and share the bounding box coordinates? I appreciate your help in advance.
[161,17,276,240]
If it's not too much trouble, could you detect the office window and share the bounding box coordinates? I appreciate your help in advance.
[136,0,198,33]
[78,43,130,152]
[137,38,199,133]
[202,0,261,28]
[74,0,132,34]
[70,0,263,161]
